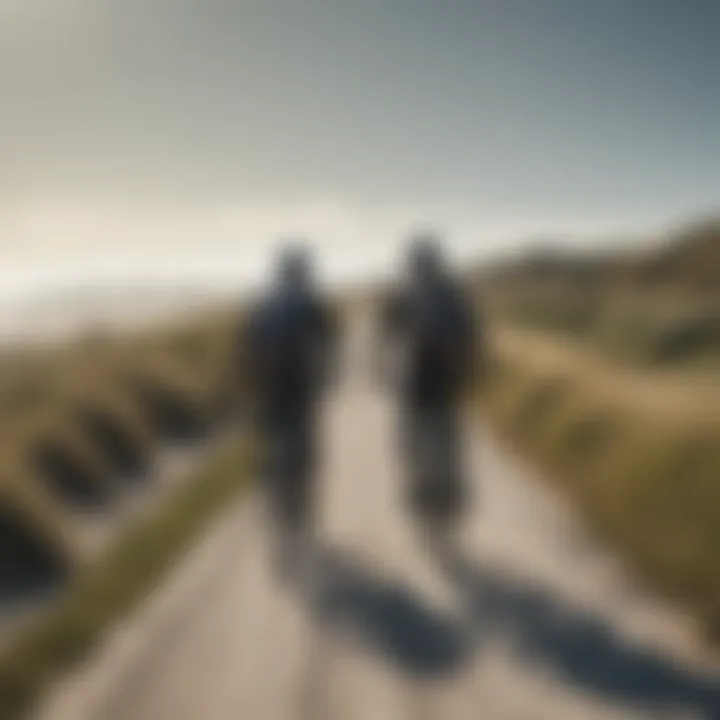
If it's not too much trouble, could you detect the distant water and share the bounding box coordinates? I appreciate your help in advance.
[0,262,262,343]
[0,286,228,344]
[0,264,383,345]
[0,240,485,344]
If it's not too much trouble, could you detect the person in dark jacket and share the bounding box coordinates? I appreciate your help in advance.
[375,233,481,538]
[241,243,339,576]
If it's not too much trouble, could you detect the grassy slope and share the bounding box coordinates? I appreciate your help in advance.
[480,218,720,367]
[0,307,241,552]
[0,439,251,720]
[0,304,248,717]
[482,324,720,642]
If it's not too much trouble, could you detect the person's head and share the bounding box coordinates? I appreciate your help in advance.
[275,242,313,292]
[405,232,445,285]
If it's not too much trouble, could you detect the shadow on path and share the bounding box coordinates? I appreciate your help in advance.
[439,550,720,718]
[289,542,472,679]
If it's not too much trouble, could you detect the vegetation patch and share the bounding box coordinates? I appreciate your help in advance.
[0,305,248,717]
[482,337,720,643]
[0,439,251,720]
[480,217,720,368]
[75,405,152,480]
[0,503,70,609]
[29,436,116,512]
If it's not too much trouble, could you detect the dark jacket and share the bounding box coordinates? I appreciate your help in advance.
[377,277,479,406]
[241,287,338,421]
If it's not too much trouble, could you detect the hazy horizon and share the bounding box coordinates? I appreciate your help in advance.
[2,0,719,292]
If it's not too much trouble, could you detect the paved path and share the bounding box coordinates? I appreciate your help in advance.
[35,321,720,720]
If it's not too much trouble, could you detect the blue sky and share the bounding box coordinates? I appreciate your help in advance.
[1,0,719,284]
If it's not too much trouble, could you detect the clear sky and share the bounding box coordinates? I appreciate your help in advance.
[1,0,719,287]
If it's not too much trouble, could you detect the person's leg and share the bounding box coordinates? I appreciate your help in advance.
[279,403,322,593]
[439,404,462,488]
[398,401,423,513]
[256,398,302,578]
[437,401,471,553]
[412,402,466,559]
[255,413,290,580]
[257,413,282,524]
[288,409,314,532]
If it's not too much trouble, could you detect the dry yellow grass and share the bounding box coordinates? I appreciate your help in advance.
[0,305,244,608]
[483,324,720,642]
[494,326,720,424]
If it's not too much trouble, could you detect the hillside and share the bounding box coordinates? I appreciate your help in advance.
[480,219,720,366]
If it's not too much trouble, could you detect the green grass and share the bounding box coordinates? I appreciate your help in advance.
[0,438,251,720]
